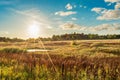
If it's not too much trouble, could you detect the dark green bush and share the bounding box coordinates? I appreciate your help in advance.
[0,48,26,53]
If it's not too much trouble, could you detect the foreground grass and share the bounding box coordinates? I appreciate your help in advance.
[0,53,120,80]
[0,39,120,79]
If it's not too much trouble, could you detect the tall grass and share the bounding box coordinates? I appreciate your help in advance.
[0,40,120,79]
[0,53,120,80]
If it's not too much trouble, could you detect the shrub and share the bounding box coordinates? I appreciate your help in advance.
[0,48,26,53]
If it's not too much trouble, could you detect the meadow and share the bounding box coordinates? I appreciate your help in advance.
[0,39,120,80]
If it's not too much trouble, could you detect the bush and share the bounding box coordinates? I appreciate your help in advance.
[0,48,26,53]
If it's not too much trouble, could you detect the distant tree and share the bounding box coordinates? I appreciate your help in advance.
[0,33,120,42]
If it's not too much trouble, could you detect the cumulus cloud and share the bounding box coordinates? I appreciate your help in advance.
[112,23,120,30]
[65,3,73,10]
[59,23,85,30]
[115,3,120,9]
[55,11,77,16]
[89,23,120,31]
[59,22,120,31]
[90,24,113,31]
[104,0,120,3]
[92,0,120,20]
[91,8,106,13]
[97,9,120,20]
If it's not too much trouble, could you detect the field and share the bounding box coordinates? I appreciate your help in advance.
[0,39,120,80]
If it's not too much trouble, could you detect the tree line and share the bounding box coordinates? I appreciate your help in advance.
[0,33,120,42]
[0,37,24,42]
[51,33,120,41]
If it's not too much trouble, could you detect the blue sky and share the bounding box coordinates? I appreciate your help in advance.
[0,0,120,39]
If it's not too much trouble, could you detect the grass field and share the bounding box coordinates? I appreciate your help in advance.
[0,39,120,80]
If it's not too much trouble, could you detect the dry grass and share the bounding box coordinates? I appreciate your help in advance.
[0,39,120,79]
[0,53,120,79]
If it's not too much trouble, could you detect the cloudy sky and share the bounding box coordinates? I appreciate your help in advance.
[0,0,120,39]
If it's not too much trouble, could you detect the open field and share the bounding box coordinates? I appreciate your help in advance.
[0,39,120,57]
[0,39,120,80]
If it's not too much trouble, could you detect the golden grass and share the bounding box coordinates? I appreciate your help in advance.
[0,39,120,79]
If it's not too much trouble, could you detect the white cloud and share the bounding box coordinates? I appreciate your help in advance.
[59,23,85,30]
[93,23,120,31]
[97,9,120,20]
[59,22,120,31]
[65,3,73,10]
[115,3,120,9]
[91,8,106,13]
[112,23,120,30]
[71,17,77,20]
[104,0,120,3]
[55,11,77,16]
[89,23,120,31]
[92,0,120,20]
[90,24,113,31]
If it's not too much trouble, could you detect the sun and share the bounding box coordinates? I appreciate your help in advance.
[28,22,40,38]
